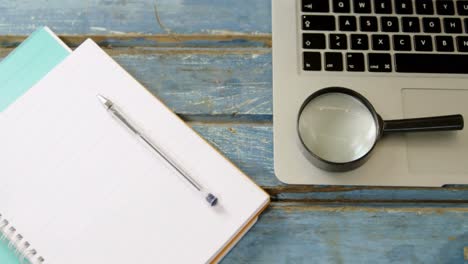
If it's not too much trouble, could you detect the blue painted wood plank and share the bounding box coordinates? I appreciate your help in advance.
[222,203,468,264]
[193,124,468,202]
[192,124,274,184]
[0,0,271,35]
[111,48,273,118]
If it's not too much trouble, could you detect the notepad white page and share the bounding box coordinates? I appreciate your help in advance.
[0,39,269,263]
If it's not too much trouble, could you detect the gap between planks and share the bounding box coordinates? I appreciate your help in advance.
[270,198,468,204]
[0,34,272,48]
[0,46,271,57]
[264,185,468,195]
[264,185,468,202]
[268,202,468,211]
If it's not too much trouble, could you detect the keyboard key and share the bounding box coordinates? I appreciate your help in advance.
[381,17,399,32]
[465,18,468,32]
[374,0,392,14]
[303,52,322,71]
[436,0,455,15]
[325,52,343,71]
[395,0,414,14]
[368,53,392,72]
[302,15,336,31]
[435,36,454,52]
[346,53,365,71]
[339,16,357,31]
[302,0,329,12]
[351,34,369,50]
[444,18,462,33]
[303,33,326,49]
[423,17,441,33]
[457,1,468,15]
[402,17,421,32]
[354,0,372,13]
[393,35,412,51]
[416,0,434,14]
[372,35,390,50]
[329,34,348,49]
[414,35,433,51]
[456,36,468,51]
[395,54,468,73]
[360,16,378,31]
[333,0,351,13]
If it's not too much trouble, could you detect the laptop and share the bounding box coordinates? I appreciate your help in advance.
[272,0,468,186]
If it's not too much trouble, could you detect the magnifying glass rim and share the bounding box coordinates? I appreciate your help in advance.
[297,87,382,169]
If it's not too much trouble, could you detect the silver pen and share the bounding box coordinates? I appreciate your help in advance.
[97,94,218,207]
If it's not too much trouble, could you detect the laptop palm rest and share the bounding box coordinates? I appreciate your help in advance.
[402,88,468,175]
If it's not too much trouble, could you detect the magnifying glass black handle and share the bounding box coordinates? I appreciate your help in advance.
[382,114,464,134]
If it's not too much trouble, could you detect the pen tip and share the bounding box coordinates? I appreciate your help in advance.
[96,94,112,109]
[96,94,107,104]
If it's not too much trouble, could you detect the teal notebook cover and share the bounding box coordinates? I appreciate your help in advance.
[0,27,71,111]
[0,27,71,263]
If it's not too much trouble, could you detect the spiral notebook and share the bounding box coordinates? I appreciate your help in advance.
[0,39,269,263]
[0,26,71,263]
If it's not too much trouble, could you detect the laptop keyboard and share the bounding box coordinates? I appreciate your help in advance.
[301,0,468,74]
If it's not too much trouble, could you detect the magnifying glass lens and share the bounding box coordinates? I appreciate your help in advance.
[298,93,378,163]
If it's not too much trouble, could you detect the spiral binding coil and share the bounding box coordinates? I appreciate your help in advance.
[0,213,44,264]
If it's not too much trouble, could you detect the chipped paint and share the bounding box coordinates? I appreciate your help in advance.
[228,127,237,134]
[90,26,107,31]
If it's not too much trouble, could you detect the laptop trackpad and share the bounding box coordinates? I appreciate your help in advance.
[402,89,468,174]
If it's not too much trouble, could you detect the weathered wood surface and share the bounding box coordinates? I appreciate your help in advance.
[0,0,272,48]
[113,48,272,119]
[0,0,467,262]
[223,204,468,264]
[0,0,271,35]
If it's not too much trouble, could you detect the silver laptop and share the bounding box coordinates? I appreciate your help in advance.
[272,0,468,186]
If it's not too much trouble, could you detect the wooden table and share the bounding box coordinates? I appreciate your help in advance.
[1,0,467,263]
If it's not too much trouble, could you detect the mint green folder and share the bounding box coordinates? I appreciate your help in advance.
[0,27,71,263]
[0,239,21,264]
[0,27,71,112]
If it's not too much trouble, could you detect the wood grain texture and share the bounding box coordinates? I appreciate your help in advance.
[109,48,273,119]
[193,124,468,202]
[222,203,468,264]
[0,0,271,35]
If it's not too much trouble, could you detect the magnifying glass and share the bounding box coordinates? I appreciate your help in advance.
[297,87,464,172]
